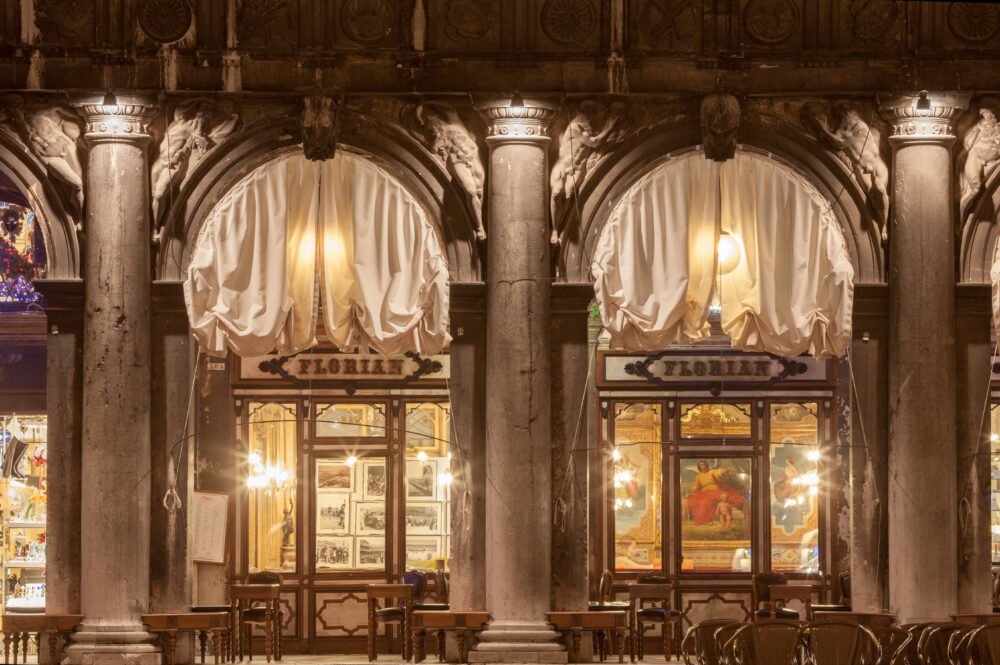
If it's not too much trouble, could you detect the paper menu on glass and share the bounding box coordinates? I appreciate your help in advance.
[192,491,229,564]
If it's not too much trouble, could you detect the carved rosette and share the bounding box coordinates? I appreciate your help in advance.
[880,93,971,144]
[478,104,557,142]
[74,101,158,144]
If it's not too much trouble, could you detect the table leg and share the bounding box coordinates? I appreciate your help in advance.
[413,628,425,663]
[232,601,240,662]
[245,623,253,662]
[167,630,178,665]
[437,630,446,663]
[404,601,413,662]
[20,631,28,665]
[265,608,273,663]
[367,598,377,662]
[49,632,58,665]
[213,628,222,665]
[571,627,582,663]
[199,629,208,664]
[3,631,10,665]
[616,627,625,664]
[456,628,467,664]
[275,605,283,661]
[629,608,636,663]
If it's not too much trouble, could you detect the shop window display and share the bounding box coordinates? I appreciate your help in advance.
[991,404,1000,563]
[247,402,297,573]
[679,403,752,440]
[613,403,662,571]
[315,456,388,571]
[769,403,821,573]
[404,402,451,570]
[315,403,387,438]
[0,414,47,612]
[680,457,752,572]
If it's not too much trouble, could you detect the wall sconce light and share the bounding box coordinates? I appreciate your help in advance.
[717,230,744,275]
[915,90,932,117]
[509,91,525,111]
[102,88,118,110]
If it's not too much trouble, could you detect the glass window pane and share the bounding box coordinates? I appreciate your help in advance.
[769,401,821,573]
[405,402,452,571]
[0,415,47,612]
[992,405,1000,563]
[613,403,662,571]
[315,403,387,438]
[247,402,297,573]
[679,403,752,440]
[680,457,752,572]
[316,456,387,572]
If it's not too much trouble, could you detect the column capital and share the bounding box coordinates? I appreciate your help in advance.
[476,97,558,143]
[72,94,158,144]
[879,91,971,144]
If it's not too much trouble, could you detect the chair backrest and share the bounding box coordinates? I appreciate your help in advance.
[402,570,428,602]
[839,573,852,602]
[597,570,614,602]
[947,626,977,665]
[246,571,282,585]
[637,571,672,584]
[679,619,742,665]
[800,620,881,665]
[992,571,1000,608]
[916,622,965,665]
[724,621,801,665]
[872,627,912,665]
[751,572,788,608]
[969,623,1000,665]
[433,567,448,604]
[897,624,932,665]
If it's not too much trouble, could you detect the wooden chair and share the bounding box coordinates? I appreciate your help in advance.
[589,571,629,661]
[898,624,933,665]
[968,623,1000,665]
[236,572,283,662]
[916,622,967,665]
[628,580,681,661]
[750,573,800,620]
[871,627,912,665]
[812,573,852,614]
[948,627,977,665]
[679,619,742,665]
[799,620,881,665]
[369,571,445,661]
[722,620,801,665]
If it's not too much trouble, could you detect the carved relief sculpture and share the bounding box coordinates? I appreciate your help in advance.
[541,0,597,46]
[341,0,397,45]
[401,102,487,241]
[302,96,339,162]
[700,94,741,162]
[151,99,240,226]
[34,0,94,44]
[237,0,298,50]
[959,108,1000,218]
[0,102,84,217]
[803,103,890,240]
[549,101,631,245]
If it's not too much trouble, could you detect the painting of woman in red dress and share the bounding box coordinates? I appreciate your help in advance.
[685,460,747,525]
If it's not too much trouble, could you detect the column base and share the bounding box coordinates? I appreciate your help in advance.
[63,624,160,665]
[470,621,568,664]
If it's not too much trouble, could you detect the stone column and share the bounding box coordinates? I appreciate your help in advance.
[955,284,993,614]
[34,280,84,616]
[65,97,160,665]
[881,92,970,624]
[471,100,566,664]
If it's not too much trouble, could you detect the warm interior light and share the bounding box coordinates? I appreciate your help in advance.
[717,231,743,275]
[611,447,621,461]
[345,455,358,468]
[915,90,932,117]
[102,88,118,109]
[509,91,525,111]
[438,472,453,486]
[806,449,821,462]
[416,450,428,462]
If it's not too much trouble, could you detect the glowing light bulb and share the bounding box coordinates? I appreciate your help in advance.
[346,455,358,468]
[806,449,821,462]
[991,433,999,443]
[717,231,743,275]
[417,451,428,462]
[612,448,621,461]
[248,452,262,466]
[438,472,453,486]
[625,499,633,508]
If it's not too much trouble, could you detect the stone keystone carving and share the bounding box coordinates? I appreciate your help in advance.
[959,107,1000,218]
[302,96,339,162]
[151,98,240,226]
[0,101,84,218]
[700,94,741,162]
[549,100,632,246]
[803,102,890,241]
[401,101,487,241]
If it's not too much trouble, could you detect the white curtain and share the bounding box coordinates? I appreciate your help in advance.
[592,150,854,359]
[184,151,451,357]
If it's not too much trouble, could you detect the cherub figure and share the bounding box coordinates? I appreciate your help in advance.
[960,108,1000,217]
[715,492,734,529]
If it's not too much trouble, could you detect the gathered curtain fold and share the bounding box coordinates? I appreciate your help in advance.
[184,151,451,358]
[592,150,854,359]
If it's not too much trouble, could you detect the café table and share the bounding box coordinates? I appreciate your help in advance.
[813,611,897,629]
[142,612,231,665]
[951,613,1000,626]
[547,610,627,663]
[230,583,282,662]
[2,613,83,665]
[411,610,489,663]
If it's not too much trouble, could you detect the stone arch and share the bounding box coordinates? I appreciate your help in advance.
[0,132,80,279]
[557,112,885,285]
[959,166,1000,284]
[156,108,483,283]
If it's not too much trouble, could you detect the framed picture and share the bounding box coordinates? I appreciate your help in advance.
[316,536,353,570]
[405,459,437,500]
[354,501,387,535]
[356,536,386,570]
[316,492,350,534]
[405,502,443,535]
[316,461,354,492]
[405,536,442,564]
[362,460,387,500]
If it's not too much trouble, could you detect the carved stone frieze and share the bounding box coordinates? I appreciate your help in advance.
[34,0,94,45]
[401,102,487,241]
[637,0,698,48]
[138,0,194,44]
[445,0,496,40]
[341,0,397,45]
[948,3,1000,44]
[541,0,597,46]
[150,99,240,227]
[480,105,556,140]
[847,0,901,46]
[742,0,799,45]
[0,99,86,217]
[959,106,1000,218]
[302,96,339,161]
[549,101,636,245]
[801,101,890,240]
[700,94,741,162]
[237,0,298,50]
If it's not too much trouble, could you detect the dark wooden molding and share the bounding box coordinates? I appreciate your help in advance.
[955,283,991,318]
[152,280,187,315]
[853,284,889,318]
[449,282,486,315]
[33,279,84,314]
[551,283,594,317]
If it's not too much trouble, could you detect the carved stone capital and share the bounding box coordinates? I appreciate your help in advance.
[73,96,158,144]
[476,99,558,143]
[879,91,972,145]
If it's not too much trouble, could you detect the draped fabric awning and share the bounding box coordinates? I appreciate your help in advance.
[183,151,451,358]
[592,150,854,359]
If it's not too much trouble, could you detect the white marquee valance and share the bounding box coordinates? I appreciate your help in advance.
[184,151,451,358]
[592,150,854,359]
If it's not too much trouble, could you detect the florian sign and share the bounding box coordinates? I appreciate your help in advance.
[239,352,450,383]
[600,351,827,391]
